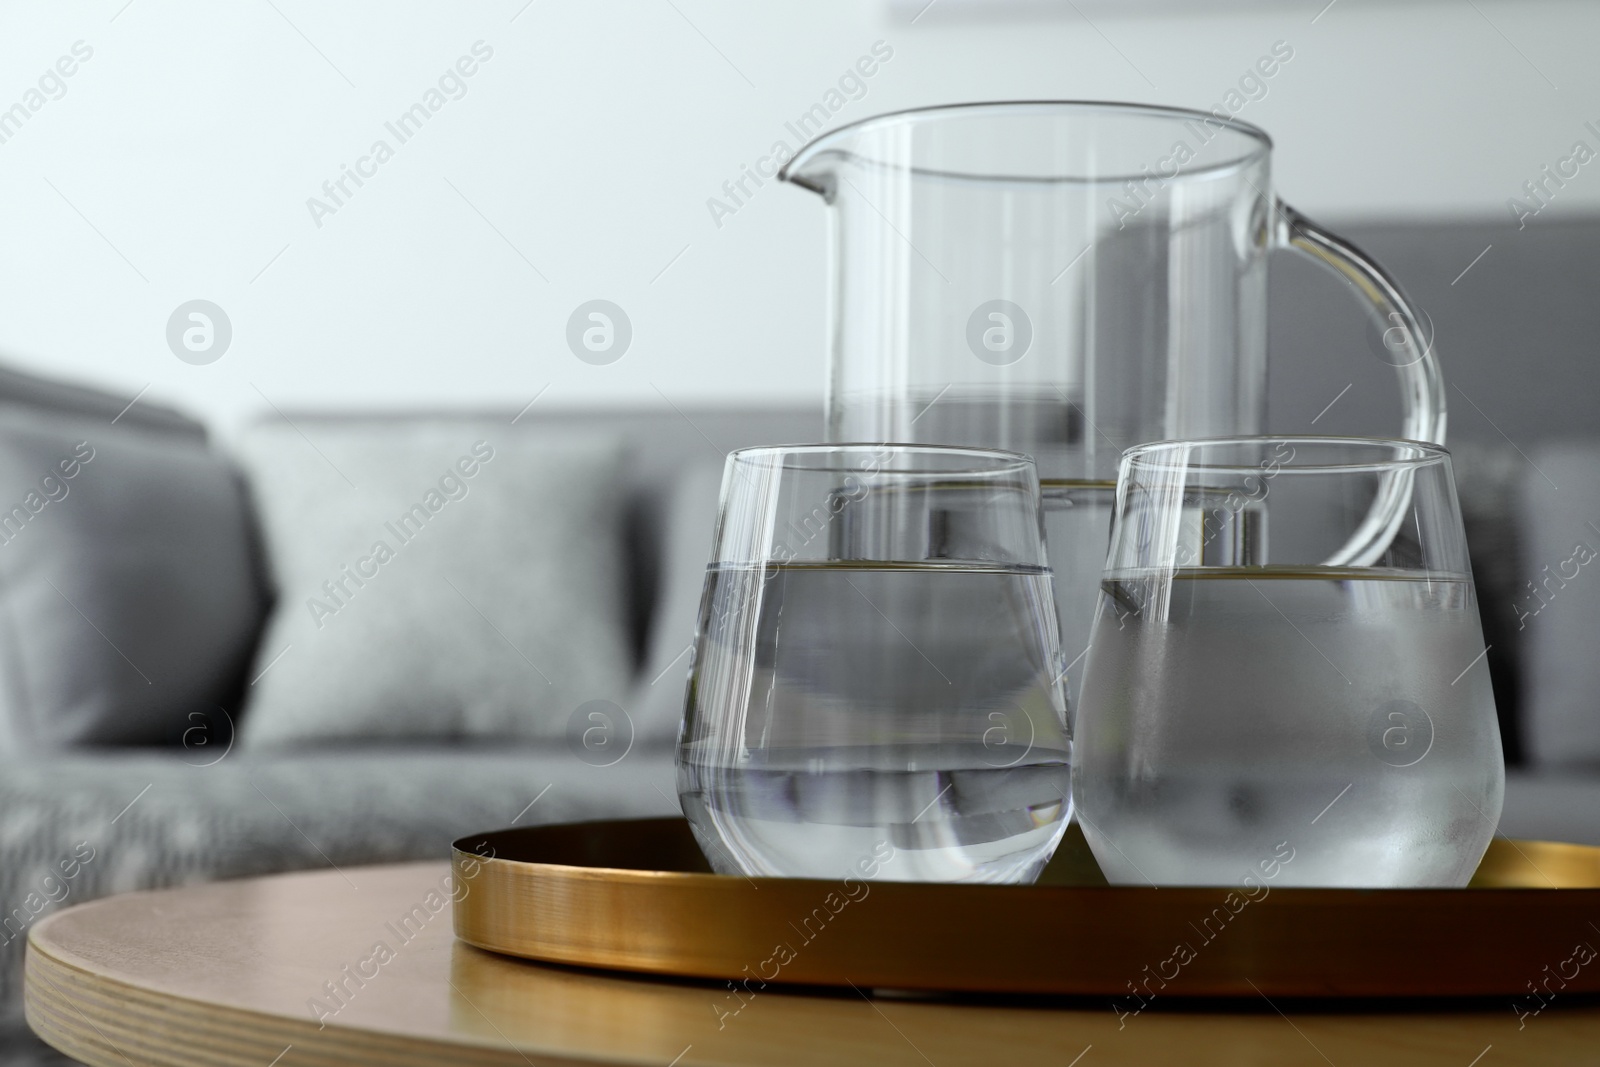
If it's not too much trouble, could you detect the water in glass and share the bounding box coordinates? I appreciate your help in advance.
[679,559,1072,884]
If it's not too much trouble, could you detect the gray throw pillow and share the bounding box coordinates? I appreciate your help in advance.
[0,408,265,752]
[234,421,633,747]
[626,458,725,746]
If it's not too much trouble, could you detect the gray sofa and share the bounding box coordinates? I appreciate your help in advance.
[0,401,822,1062]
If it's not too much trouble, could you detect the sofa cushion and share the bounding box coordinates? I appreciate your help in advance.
[0,408,265,752]
[0,746,678,1032]
[234,421,634,747]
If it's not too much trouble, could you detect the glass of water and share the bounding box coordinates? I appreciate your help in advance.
[676,444,1073,884]
[1074,437,1504,888]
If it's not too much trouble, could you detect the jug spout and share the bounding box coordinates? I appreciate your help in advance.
[776,141,839,201]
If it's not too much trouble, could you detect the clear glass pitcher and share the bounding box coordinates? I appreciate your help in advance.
[779,101,1445,691]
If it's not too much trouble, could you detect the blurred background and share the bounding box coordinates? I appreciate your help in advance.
[6,3,1600,1060]
[0,0,1595,440]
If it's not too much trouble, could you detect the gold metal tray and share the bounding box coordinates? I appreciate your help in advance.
[452,818,1600,998]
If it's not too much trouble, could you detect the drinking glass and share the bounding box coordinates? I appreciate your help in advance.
[676,444,1072,884]
[1073,437,1503,888]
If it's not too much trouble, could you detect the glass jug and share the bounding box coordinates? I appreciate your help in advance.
[779,101,1445,692]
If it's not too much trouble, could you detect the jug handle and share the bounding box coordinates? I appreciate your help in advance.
[1273,199,1446,567]
[1273,199,1447,446]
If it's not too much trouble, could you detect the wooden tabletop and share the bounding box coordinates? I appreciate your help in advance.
[24,861,1600,1066]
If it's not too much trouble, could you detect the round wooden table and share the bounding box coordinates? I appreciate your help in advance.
[25,862,1600,1066]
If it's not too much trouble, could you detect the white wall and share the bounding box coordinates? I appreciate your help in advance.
[0,0,1594,430]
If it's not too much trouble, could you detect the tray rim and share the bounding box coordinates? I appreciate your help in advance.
[449,818,1600,1000]
[452,819,1600,893]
